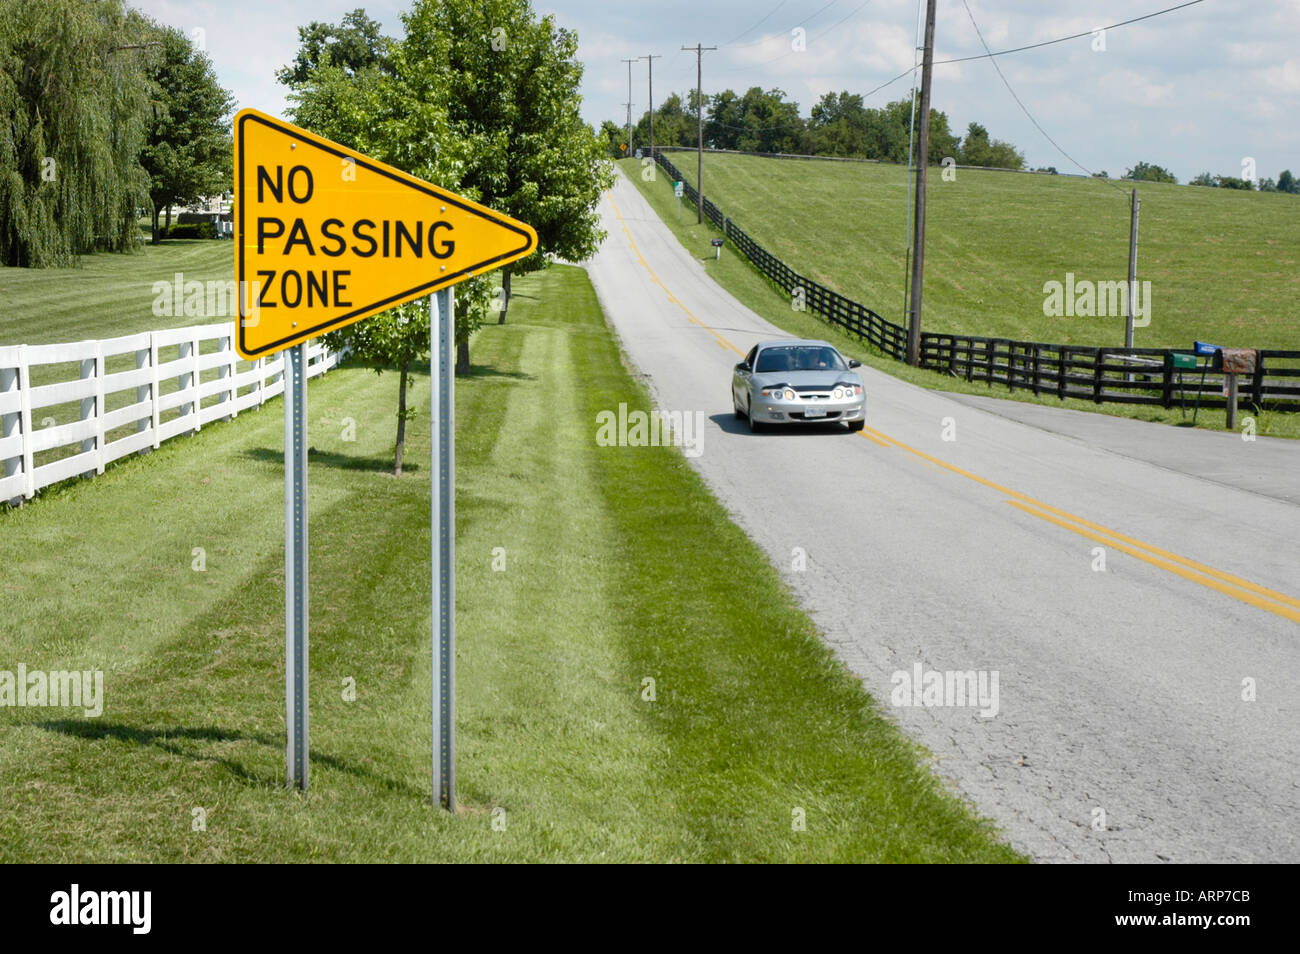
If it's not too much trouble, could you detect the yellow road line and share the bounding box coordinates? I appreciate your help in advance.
[864,425,1300,614]
[1009,500,1300,624]
[603,188,1300,623]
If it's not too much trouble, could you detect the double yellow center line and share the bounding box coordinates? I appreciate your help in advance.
[605,189,1300,626]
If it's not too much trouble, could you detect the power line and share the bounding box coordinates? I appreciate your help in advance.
[720,0,790,47]
[959,0,1127,192]
[723,0,876,72]
[862,0,1210,101]
[723,0,842,50]
[941,0,1207,67]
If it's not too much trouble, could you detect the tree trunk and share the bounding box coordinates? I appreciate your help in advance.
[497,268,512,324]
[394,361,409,475]
[164,205,173,233]
[151,205,161,245]
[456,339,471,375]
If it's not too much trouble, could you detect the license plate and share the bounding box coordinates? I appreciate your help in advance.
[803,407,826,418]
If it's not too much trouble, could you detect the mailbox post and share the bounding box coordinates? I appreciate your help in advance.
[1213,347,1259,431]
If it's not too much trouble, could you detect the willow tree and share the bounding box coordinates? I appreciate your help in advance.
[0,0,151,266]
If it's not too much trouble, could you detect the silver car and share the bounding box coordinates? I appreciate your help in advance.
[732,339,866,433]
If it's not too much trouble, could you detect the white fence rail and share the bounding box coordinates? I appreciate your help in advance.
[1,323,337,503]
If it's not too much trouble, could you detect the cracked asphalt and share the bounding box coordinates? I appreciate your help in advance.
[584,170,1300,863]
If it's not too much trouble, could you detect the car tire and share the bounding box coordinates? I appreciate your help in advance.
[733,391,744,420]
[747,399,763,433]
[848,419,865,432]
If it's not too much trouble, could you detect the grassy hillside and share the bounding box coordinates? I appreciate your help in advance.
[660,150,1299,352]
[0,264,1020,862]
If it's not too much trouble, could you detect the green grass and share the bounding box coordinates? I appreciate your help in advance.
[646,152,1300,350]
[0,240,233,345]
[623,157,1300,439]
[0,264,1021,862]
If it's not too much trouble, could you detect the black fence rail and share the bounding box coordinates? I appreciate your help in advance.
[652,151,1300,412]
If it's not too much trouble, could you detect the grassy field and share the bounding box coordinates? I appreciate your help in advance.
[649,151,1299,352]
[622,157,1300,439]
[0,264,1020,862]
[0,239,232,345]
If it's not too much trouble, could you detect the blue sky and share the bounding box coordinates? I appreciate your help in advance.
[132,0,1300,182]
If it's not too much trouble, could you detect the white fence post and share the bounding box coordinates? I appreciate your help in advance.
[79,354,96,477]
[190,328,202,431]
[218,333,235,420]
[18,346,33,499]
[92,342,106,475]
[149,333,161,449]
[1,357,20,505]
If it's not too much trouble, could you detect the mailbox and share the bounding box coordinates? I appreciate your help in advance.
[1212,348,1257,375]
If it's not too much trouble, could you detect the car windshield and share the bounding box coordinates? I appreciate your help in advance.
[755,346,846,373]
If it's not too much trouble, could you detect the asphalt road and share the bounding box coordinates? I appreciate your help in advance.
[584,170,1300,863]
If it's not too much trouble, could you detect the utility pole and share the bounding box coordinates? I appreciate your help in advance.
[640,54,662,158]
[621,57,636,156]
[1125,187,1140,350]
[906,0,937,367]
[682,43,716,224]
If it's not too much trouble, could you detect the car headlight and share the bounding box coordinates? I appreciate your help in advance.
[832,387,844,400]
[784,388,796,401]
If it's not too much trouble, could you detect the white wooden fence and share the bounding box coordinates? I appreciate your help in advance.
[1,323,337,503]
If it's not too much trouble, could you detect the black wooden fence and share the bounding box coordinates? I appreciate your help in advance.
[653,151,1300,412]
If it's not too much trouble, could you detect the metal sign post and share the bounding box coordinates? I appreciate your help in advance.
[234,110,533,801]
[430,288,455,810]
[284,343,309,790]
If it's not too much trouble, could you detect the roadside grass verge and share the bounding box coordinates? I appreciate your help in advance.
[621,158,1300,439]
[0,264,1021,862]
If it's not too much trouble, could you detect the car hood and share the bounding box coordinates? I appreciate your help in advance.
[750,369,862,389]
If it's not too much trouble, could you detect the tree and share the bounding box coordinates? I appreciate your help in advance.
[1214,175,1254,190]
[1189,171,1215,186]
[706,87,804,154]
[598,119,625,158]
[139,23,234,243]
[633,93,695,151]
[1277,169,1298,194]
[1124,161,1176,184]
[958,121,1024,169]
[884,98,961,165]
[0,0,152,266]
[274,8,390,87]
[401,0,613,328]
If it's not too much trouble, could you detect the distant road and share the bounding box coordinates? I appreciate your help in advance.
[585,170,1300,863]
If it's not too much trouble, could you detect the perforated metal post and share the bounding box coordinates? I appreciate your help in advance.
[431,289,455,810]
[285,343,309,790]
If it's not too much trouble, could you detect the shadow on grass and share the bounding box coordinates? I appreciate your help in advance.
[454,364,536,381]
[242,447,412,473]
[37,719,427,799]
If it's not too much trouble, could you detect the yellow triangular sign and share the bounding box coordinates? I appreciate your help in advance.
[233,109,537,358]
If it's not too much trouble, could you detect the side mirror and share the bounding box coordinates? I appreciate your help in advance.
[848,358,861,368]
[735,361,749,372]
